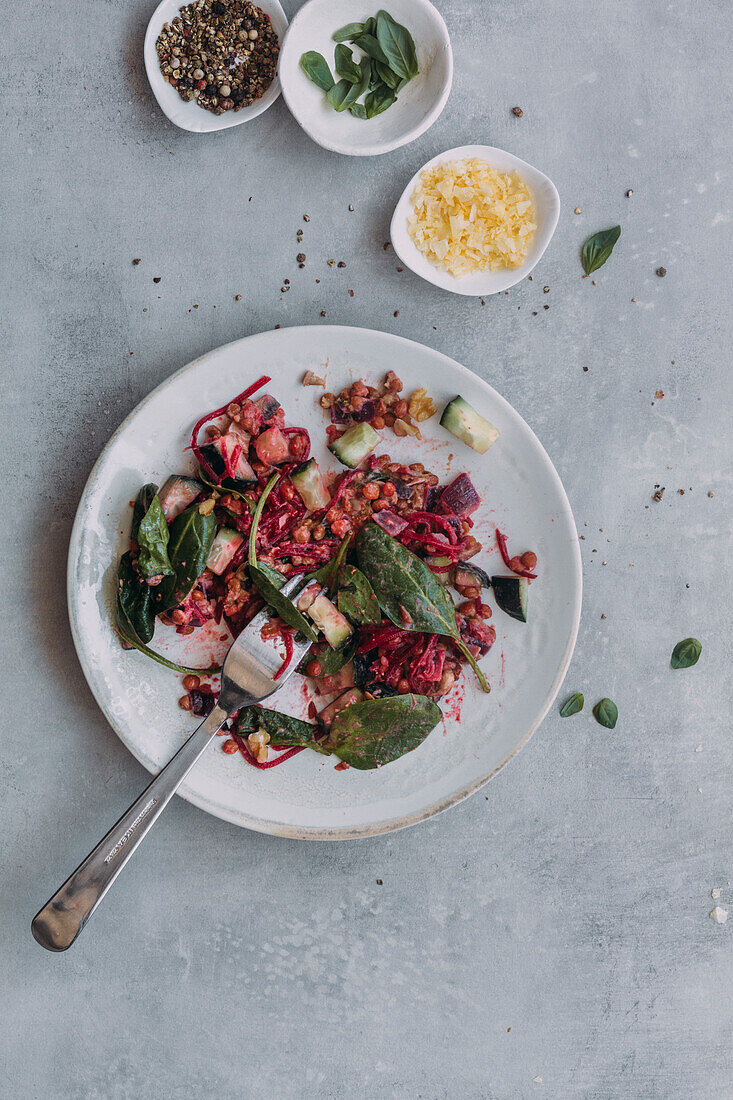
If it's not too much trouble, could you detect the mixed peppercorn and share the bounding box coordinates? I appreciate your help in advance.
[155,0,279,115]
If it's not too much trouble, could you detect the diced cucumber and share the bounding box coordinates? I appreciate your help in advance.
[426,556,453,585]
[328,422,380,468]
[206,528,243,575]
[491,575,528,622]
[319,687,364,730]
[199,425,256,484]
[440,396,499,455]
[307,593,354,650]
[158,475,205,521]
[290,459,331,511]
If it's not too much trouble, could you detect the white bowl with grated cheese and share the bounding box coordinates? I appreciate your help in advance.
[390,145,560,295]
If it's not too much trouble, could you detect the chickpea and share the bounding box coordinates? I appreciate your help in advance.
[183,674,200,691]
[372,415,386,429]
[509,556,524,573]
[362,482,380,500]
[331,517,351,538]
[380,481,396,497]
[312,525,326,541]
[306,660,322,678]
[222,738,239,754]
[179,695,192,710]
[522,551,538,570]
[292,525,310,544]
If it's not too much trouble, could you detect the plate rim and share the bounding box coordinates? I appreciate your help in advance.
[67,325,582,840]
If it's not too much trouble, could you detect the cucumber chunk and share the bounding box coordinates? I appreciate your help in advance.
[491,575,528,622]
[158,476,205,521]
[440,396,499,455]
[329,422,380,468]
[307,593,354,650]
[290,458,331,511]
[206,528,243,575]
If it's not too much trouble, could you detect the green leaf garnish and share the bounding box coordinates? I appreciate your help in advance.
[671,637,702,669]
[332,21,365,42]
[299,51,335,92]
[136,494,174,579]
[326,694,441,769]
[334,43,362,84]
[375,9,418,81]
[560,692,584,717]
[593,698,618,729]
[582,226,621,275]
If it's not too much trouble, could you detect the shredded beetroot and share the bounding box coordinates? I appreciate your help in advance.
[231,732,306,769]
[190,375,271,481]
[495,528,537,579]
[272,630,294,681]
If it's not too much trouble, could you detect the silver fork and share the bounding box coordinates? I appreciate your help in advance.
[31,577,317,952]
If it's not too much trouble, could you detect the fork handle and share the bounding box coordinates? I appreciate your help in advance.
[31,703,229,952]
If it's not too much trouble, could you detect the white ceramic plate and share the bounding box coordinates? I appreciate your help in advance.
[68,326,581,839]
[278,0,452,156]
[143,0,287,133]
[391,144,561,296]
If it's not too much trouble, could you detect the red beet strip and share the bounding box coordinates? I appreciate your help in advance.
[231,731,306,769]
[272,630,294,682]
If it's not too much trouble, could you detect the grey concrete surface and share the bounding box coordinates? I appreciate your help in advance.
[2,0,731,1096]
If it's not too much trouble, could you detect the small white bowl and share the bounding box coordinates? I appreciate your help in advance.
[143,0,288,133]
[278,0,452,157]
[390,144,561,296]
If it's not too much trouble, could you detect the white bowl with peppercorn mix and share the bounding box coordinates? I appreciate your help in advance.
[144,0,287,133]
[278,0,452,156]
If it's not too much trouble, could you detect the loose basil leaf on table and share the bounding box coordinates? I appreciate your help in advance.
[559,692,584,717]
[132,483,159,540]
[375,9,418,81]
[249,565,318,642]
[154,504,217,611]
[236,706,326,750]
[332,21,365,43]
[136,494,174,580]
[581,226,621,275]
[326,694,442,770]
[300,50,334,92]
[593,698,618,729]
[117,551,156,644]
[365,85,397,118]
[334,43,363,84]
[337,564,381,625]
[356,522,490,692]
[671,637,702,669]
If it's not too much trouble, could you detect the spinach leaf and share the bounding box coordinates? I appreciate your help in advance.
[356,522,490,692]
[236,705,327,750]
[300,50,335,91]
[593,698,618,729]
[375,60,400,89]
[305,533,351,593]
[671,637,702,669]
[326,694,441,769]
[296,637,356,677]
[348,103,368,119]
[334,43,362,84]
[132,483,158,540]
[582,226,621,275]
[198,465,255,510]
[375,10,418,80]
[117,551,155,644]
[365,84,397,118]
[248,471,279,566]
[326,79,353,111]
[154,504,217,611]
[351,33,389,65]
[332,21,365,42]
[560,692,584,717]
[337,564,381,625]
[117,606,220,675]
[249,565,318,642]
[255,561,286,589]
[136,494,174,579]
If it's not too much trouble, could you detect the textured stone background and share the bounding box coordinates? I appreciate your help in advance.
[2,0,731,1096]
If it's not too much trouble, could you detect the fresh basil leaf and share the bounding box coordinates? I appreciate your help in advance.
[132,483,158,540]
[326,694,441,769]
[117,606,221,675]
[671,637,702,669]
[117,552,156,644]
[375,10,418,81]
[365,84,397,118]
[363,16,376,37]
[593,698,618,729]
[375,60,400,89]
[349,102,368,119]
[326,78,353,111]
[334,43,362,84]
[337,564,381,625]
[351,33,389,64]
[154,504,217,611]
[355,522,490,693]
[560,692,584,717]
[582,226,621,275]
[332,21,365,42]
[236,705,325,749]
[300,51,335,92]
[342,56,372,110]
[136,495,174,580]
[249,565,318,642]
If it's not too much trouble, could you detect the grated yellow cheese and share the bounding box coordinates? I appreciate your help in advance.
[407,158,537,278]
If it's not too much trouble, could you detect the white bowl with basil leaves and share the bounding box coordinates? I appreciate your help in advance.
[278,0,452,155]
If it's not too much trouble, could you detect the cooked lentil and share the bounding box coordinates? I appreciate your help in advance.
[155,0,279,115]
